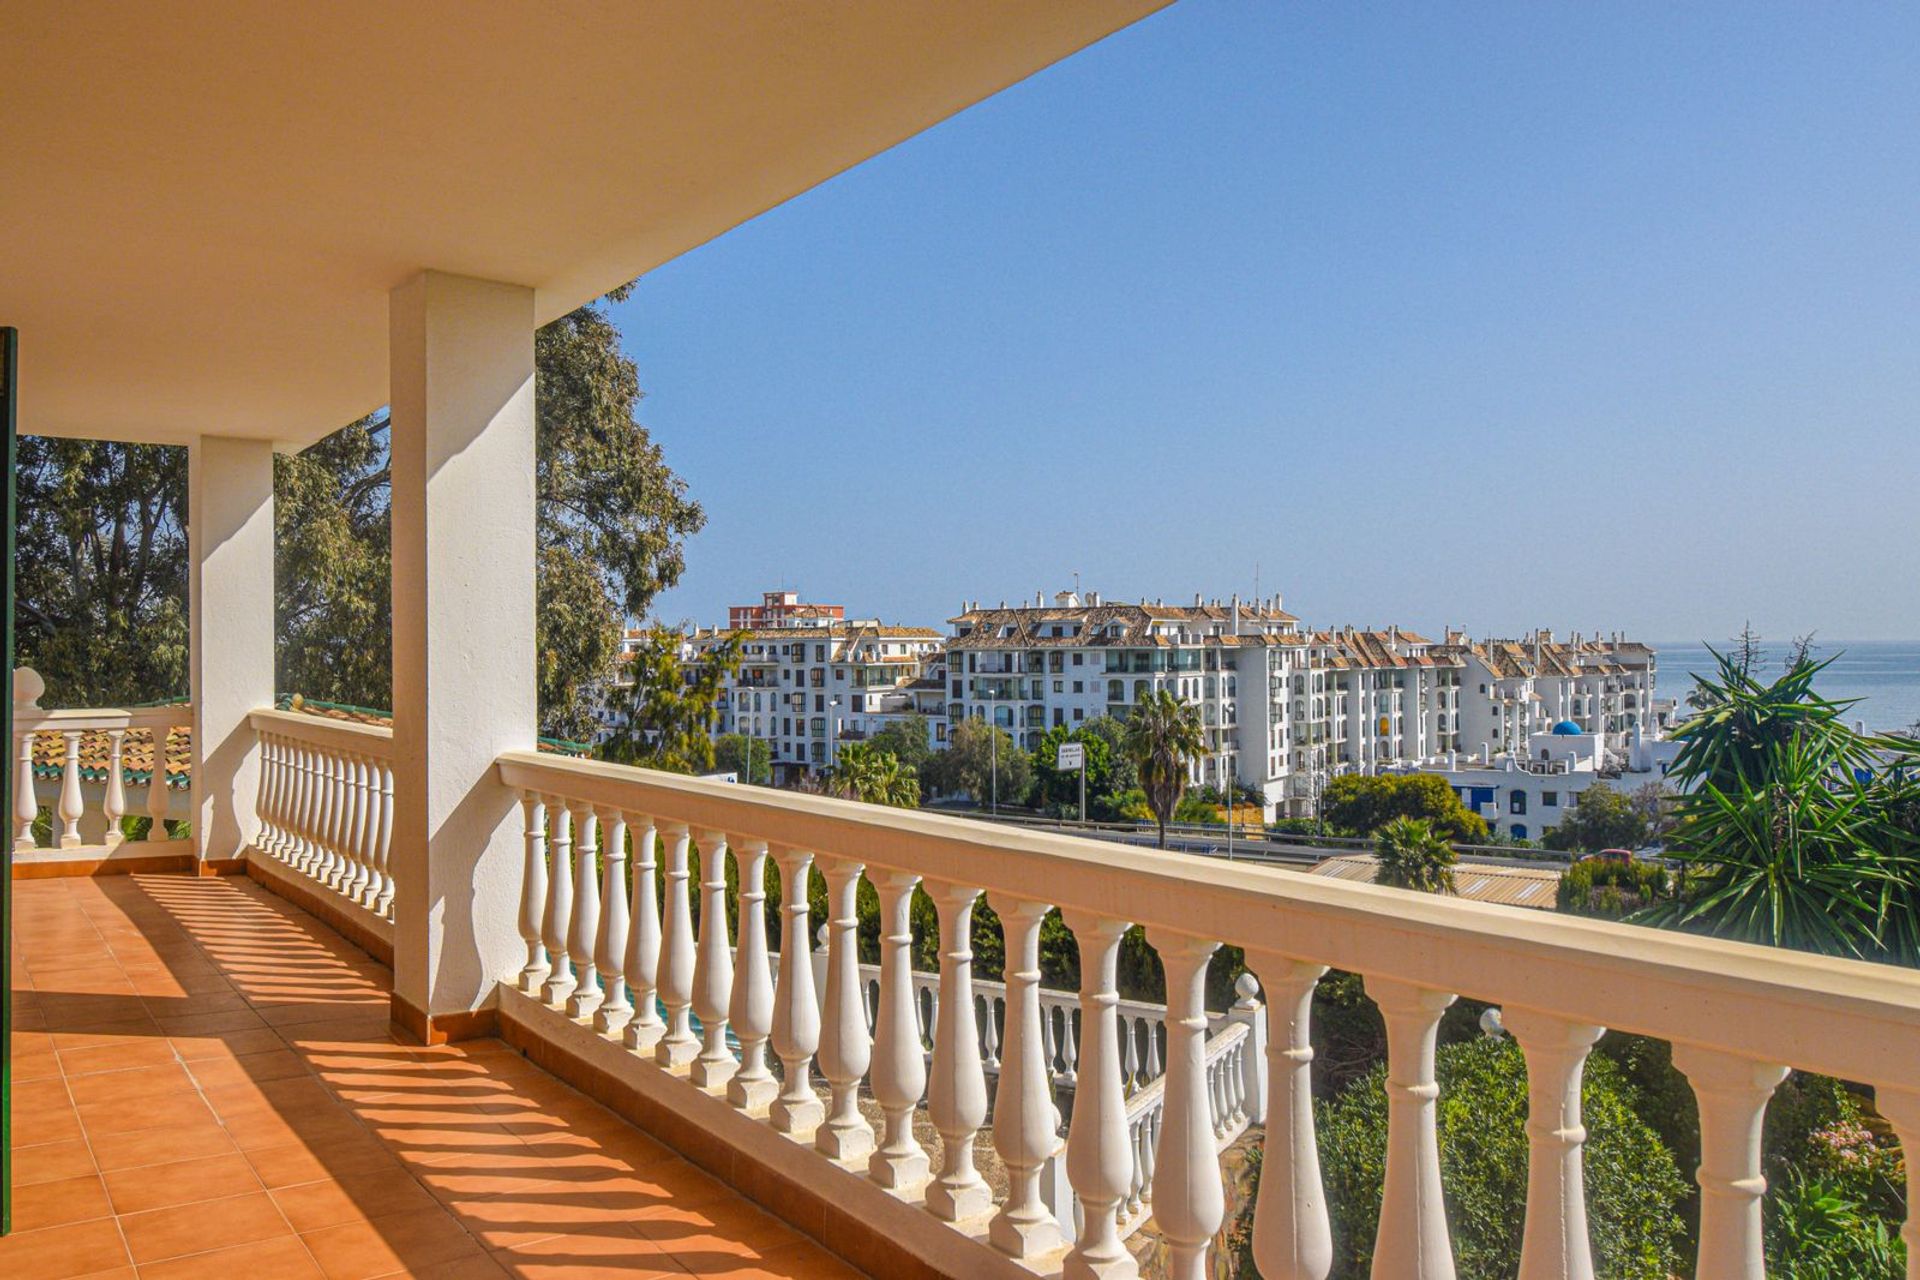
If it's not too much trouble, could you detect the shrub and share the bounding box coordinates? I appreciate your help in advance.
[1317,1036,1687,1279]
[1373,816,1458,894]
[1557,858,1672,918]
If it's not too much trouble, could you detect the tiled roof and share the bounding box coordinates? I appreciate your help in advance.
[26,718,192,788]
[1309,854,1562,910]
[947,601,1299,650]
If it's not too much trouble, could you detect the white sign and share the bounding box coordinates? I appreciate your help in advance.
[1056,742,1086,771]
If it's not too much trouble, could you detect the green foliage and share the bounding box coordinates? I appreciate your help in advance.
[1372,816,1457,894]
[1078,715,1140,795]
[1031,724,1115,815]
[1323,773,1490,842]
[1543,785,1650,853]
[1173,791,1219,824]
[864,714,935,777]
[1123,690,1208,848]
[1765,1169,1904,1280]
[712,733,771,785]
[275,416,390,709]
[925,718,1031,808]
[15,438,188,706]
[1557,857,1672,918]
[824,742,919,808]
[601,626,742,773]
[1317,1036,1687,1279]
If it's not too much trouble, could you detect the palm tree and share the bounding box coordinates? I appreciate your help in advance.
[825,742,920,809]
[1373,816,1458,894]
[1123,689,1207,849]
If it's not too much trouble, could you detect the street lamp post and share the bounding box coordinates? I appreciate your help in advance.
[828,695,841,771]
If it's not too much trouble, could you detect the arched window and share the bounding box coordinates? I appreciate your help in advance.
[1510,792,1528,815]
[1512,824,1528,840]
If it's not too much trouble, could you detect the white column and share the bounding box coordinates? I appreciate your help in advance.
[727,839,777,1111]
[516,793,548,994]
[1061,911,1140,1280]
[690,829,737,1091]
[1870,1087,1920,1280]
[654,823,698,1069]
[769,846,823,1138]
[815,856,874,1161]
[868,870,930,1194]
[13,726,38,850]
[991,897,1061,1259]
[565,802,602,1020]
[1366,977,1457,1280]
[592,808,632,1035]
[103,729,127,845]
[1673,1045,1787,1280]
[623,816,665,1052]
[1247,955,1331,1280]
[189,434,275,866]
[57,731,84,846]
[926,881,990,1221]
[1504,1008,1603,1280]
[388,270,536,1036]
[540,802,576,1007]
[1151,931,1226,1280]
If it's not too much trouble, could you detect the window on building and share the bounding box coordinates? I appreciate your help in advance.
[1073,653,1084,666]
[1053,708,1064,726]
[814,645,825,662]
[1543,791,1559,807]
[1073,708,1084,721]
[1053,680,1063,693]
[1510,792,1528,815]
[1072,680,1083,694]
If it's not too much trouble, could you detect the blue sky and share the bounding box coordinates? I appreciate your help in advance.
[613,2,1919,642]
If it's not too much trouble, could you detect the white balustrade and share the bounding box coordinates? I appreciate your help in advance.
[517,793,549,994]
[593,808,633,1034]
[11,671,191,856]
[491,750,1920,1280]
[541,802,577,1007]
[245,709,394,922]
[565,801,602,1019]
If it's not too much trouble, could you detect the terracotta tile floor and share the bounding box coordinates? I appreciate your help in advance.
[5,874,861,1279]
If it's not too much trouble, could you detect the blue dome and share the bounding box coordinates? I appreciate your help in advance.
[1550,720,1584,735]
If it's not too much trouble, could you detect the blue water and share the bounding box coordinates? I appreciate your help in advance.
[1653,639,1920,735]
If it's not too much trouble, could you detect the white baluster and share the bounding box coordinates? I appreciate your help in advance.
[815,856,874,1161]
[313,750,340,885]
[1151,931,1225,1280]
[102,729,127,846]
[14,729,39,850]
[283,742,308,865]
[1231,972,1268,1125]
[57,730,84,847]
[728,839,777,1111]
[1366,977,1457,1280]
[869,870,930,1194]
[991,896,1062,1258]
[294,743,320,872]
[257,735,284,857]
[690,829,737,1091]
[541,801,576,1007]
[1870,1087,1920,1280]
[372,759,395,917]
[593,809,632,1035]
[1505,1008,1604,1280]
[145,727,172,841]
[769,846,822,1137]
[342,755,370,899]
[1673,1045,1788,1280]
[655,823,699,1069]
[352,756,379,908]
[927,881,990,1221]
[624,817,665,1052]
[566,802,603,1019]
[516,792,549,994]
[1061,910,1140,1280]
[1061,1003,1081,1087]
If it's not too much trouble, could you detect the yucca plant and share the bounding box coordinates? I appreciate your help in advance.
[825,742,920,809]
[1373,815,1458,895]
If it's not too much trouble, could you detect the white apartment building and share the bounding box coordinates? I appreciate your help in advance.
[1432,630,1659,764]
[947,591,1306,816]
[1403,721,1680,843]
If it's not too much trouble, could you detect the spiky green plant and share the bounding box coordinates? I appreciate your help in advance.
[1123,689,1208,849]
[1372,815,1458,894]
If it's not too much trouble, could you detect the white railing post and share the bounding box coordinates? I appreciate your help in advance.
[253,734,278,857]
[728,839,777,1111]
[593,808,632,1035]
[516,792,548,994]
[57,730,84,846]
[372,758,394,917]
[1230,972,1268,1124]
[1150,931,1226,1280]
[690,829,737,1091]
[769,846,823,1138]
[1366,977,1458,1280]
[1061,910,1140,1280]
[341,755,370,898]
[145,727,172,841]
[290,742,317,870]
[14,728,38,850]
[926,880,990,1221]
[352,755,378,907]
[991,896,1062,1259]
[1673,1045,1787,1280]
[655,822,699,1069]
[868,869,930,1194]
[540,800,577,1007]
[103,728,127,845]
[565,801,603,1020]
[1871,1088,1920,1280]
[1505,1008,1604,1280]
[624,816,666,1053]
[815,855,874,1161]
[1248,955,1331,1280]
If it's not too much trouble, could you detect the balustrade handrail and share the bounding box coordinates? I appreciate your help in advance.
[249,706,395,759]
[15,703,194,734]
[495,748,1920,1087]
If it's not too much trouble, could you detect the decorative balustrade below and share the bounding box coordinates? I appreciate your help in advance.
[248,707,395,923]
[11,667,190,856]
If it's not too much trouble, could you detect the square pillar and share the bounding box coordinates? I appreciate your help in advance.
[388,270,537,1042]
[189,435,275,867]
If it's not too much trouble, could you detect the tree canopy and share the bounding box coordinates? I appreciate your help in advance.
[1322,772,1489,842]
[600,626,742,773]
[924,718,1030,808]
[1542,785,1650,854]
[713,733,772,785]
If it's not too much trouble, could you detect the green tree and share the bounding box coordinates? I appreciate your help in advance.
[1323,773,1490,842]
[713,733,771,785]
[1031,724,1115,816]
[825,742,919,808]
[1124,689,1207,849]
[1317,1036,1688,1279]
[1079,714,1139,793]
[926,717,1031,809]
[602,626,742,773]
[1542,785,1649,854]
[865,714,934,777]
[1557,858,1672,918]
[15,437,188,706]
[1372,816,1457,894]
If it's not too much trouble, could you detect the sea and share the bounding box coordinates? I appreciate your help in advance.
[1652,639,1920,735]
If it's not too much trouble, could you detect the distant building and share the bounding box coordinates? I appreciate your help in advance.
[727,590,845,631]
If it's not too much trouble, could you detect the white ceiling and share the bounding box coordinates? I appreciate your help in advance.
[3,2,1164,447]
